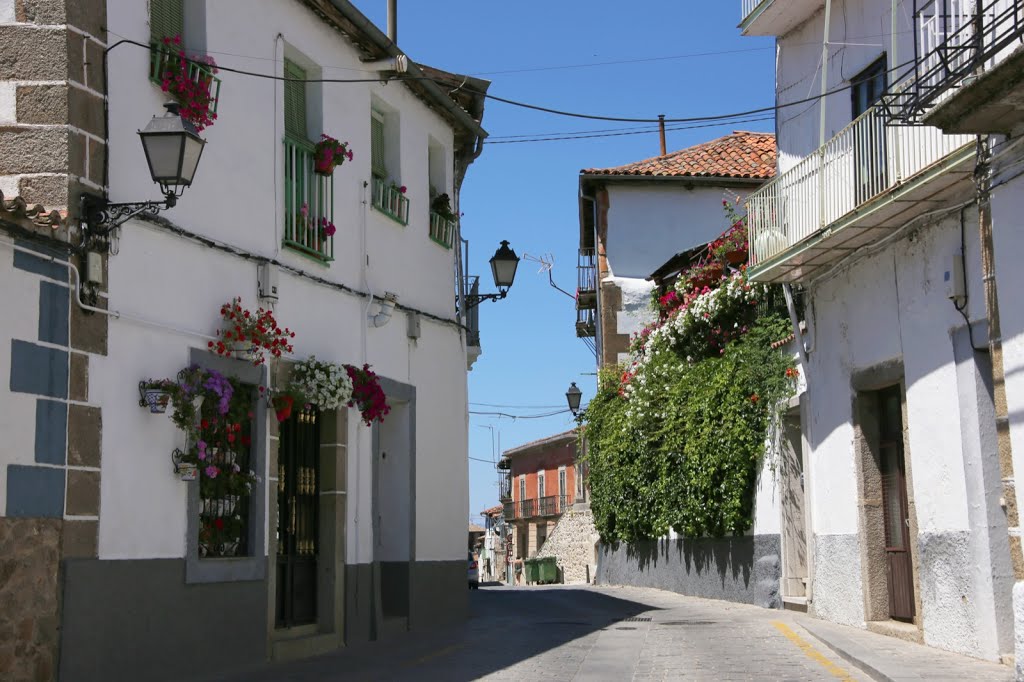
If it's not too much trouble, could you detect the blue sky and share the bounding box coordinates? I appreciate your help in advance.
[350,1,776,520]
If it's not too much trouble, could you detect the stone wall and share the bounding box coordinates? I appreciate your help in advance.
[537,508,599,584]
[0,518,61,682]
[0,0,107,209]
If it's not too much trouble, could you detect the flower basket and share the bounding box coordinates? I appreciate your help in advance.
[345,363,390,425]
[312,134,353,177]
[725,248,747,265]
[209,298,295,366]
[704,261,724,281]
[139,380,173,413]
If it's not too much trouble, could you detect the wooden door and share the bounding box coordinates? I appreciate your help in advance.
[878,387,914,621]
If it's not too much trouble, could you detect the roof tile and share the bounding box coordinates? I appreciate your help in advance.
[581,131,776,180]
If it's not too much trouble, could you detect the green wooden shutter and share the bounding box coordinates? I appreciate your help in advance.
[371,113,386,178]
[150,0,184,44]
[284,59,308,139]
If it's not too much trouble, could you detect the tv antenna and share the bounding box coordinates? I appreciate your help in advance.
[522,253,575,300]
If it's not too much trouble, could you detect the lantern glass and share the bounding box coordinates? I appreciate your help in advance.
[489,240,519,291]
[137,102,206,194]
[566,382,583,413]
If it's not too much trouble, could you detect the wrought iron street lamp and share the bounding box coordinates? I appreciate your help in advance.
[566,382,583,415]
[81,102,207,250]
[465,240,520,308]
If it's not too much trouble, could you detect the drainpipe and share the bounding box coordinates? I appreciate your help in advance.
[976,137,1023,585]
[818,0,833,229]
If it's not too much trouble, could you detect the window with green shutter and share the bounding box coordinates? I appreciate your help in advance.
[371,111,386,179]
[150,0,184,44]
[284,59,308,140]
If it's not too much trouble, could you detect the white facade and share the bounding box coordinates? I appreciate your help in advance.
[744,0,1024,665]
[99,0,473,564]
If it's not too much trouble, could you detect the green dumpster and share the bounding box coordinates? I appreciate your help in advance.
[537,556,558,584]
[523,558,539,584]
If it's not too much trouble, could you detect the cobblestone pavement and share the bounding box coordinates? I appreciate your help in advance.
[220,584,890,681]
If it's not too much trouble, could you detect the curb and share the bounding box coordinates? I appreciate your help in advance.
[793,617,890,681]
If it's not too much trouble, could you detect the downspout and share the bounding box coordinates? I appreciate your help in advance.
[976,137,1023,582]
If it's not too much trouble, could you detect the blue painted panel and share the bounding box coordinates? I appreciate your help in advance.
[10,340,68,398]
[35,399,67,465]
[6,465,65,517]
[38,281,70,346]
[13,239,68,281]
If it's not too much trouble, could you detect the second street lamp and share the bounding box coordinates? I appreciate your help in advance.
[566,382,583,415]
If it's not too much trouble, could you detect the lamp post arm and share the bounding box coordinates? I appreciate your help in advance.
[463,290,507,310]
[80,192,176,251]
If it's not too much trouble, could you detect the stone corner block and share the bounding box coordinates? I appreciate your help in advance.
[67,404,101,467]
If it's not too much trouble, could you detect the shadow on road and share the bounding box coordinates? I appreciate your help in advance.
[215,586,660,681]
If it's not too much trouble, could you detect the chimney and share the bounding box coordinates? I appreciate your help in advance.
[658,114,667,157]
[387,0,397,44]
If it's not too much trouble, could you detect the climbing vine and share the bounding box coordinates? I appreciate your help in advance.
[580,207,797,543]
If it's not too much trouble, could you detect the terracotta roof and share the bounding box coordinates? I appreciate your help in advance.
[469,523,486,533]
[0,190,67,229]
[503,429,577,458]
[480,505,503,517]
[581,131,776,180]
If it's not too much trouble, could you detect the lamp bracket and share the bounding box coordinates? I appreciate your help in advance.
[80,193,176,252]
[463,290,507,310]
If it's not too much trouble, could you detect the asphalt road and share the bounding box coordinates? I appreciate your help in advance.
[220,584,875,681]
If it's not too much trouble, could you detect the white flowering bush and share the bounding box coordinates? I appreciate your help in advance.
[288,356,353,409]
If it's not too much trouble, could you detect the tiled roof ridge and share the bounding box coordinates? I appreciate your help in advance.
[502,428,577,457]
[580,131,776,179]
[0,190,67,229]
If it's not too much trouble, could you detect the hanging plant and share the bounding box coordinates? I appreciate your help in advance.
[288,356,354,410]
[209,298,295,366]
[344,363,390,425]
[313,134,354,176]
[158,35,218,132]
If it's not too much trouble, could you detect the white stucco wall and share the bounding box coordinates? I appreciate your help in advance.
[775,0,916,174]
[98,0,471,565]
[605,184,753,280]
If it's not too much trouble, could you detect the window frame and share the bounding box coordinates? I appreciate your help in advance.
[185,348,268,584]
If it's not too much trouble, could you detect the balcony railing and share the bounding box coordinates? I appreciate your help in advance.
[577,247,597,309]
[371,177,410,225]
[746,101,973,280]
[149,44,221,115]
[893,0,1024,123]
[499,475,512,501]
[741,0,769,22]
[284,135,334,262]
[429,211,455,249]
[504,493,575,520]
[576,307,596,338]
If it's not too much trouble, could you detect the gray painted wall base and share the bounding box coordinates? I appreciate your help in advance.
[60,558,268,682]
[597,534,782,608]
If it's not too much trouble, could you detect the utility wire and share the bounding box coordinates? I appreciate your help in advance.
[114,39,919,129]
[470,409,572,419]
[486,116,775,145]
[470,402,567,408]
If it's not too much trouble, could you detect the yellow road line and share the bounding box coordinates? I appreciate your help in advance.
[772,621,857,681]
[404,643,464,667]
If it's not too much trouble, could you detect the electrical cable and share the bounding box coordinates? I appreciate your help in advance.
[112,38,918,128]
[485,116,776,145]
[469,409,572,419]
[470,402,567,408]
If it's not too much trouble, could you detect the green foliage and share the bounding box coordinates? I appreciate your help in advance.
[581,316,796,543]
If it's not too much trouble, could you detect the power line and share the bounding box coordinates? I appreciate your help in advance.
[470,402,567,408]
[469,456,497,464]
[470,409,572,419]
[485,116,775,145]
[470,46,776,75]
[113,39,919,129]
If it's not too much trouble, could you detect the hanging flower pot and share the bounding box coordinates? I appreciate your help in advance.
[228,341,258,362]
[313,134,353,177]
[704,261,724,281]
[725,248,747,265]
[139,380,173,413]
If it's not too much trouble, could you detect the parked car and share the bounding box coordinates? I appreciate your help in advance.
[468,552,479,589]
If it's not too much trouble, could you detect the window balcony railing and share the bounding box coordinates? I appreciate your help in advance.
[371,177,410,225]
[283,134,334,262]
[429,211,455,249]
[148,43,221,115]
[741,0,769,22]
[576,307,596,338]
[892,0,1024,124]
[499,476,512,501]
[745,101,973,282]
[505,493,575,520]
[577,247,597,309]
